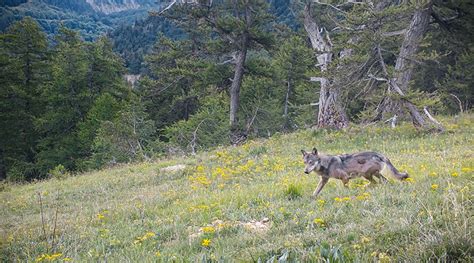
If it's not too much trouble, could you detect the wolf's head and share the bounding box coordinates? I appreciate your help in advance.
[301,148,320,174]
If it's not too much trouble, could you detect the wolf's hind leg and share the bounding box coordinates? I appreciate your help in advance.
[313,177,329,197]
[374,173,388,184]
[363,174,377,185]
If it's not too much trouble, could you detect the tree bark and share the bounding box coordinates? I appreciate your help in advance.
[303,3,348,129]
[394,4,432,93]
[283,79,291,126]
[0,148,6,180]
[229,39,248,131]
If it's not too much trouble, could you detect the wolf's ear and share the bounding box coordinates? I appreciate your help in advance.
[312,148,318,155]
[301,150,306,156]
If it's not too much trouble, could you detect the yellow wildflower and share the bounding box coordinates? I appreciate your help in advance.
[451,172,459,177]
[342,197,351,201]
[144,232,155,238]
[378,252,391,262]
[36,254,46,262]
[356,192,370,200]
[360,236,371,243]
[97,213,105,220]
[429,172,437,176]
[370,251,378,257]
[201,238,211,247]
[134,232,155,244]
[404,177,414,183]
[317,199,325,206]
[352,244,361,250]
[155,251,161,257]
[63,258,72,262]
[202,226,215,233]
[431,184,439,190]
[313,218,326,227]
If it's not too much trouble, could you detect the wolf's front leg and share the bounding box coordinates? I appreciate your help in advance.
[312,177,329,197]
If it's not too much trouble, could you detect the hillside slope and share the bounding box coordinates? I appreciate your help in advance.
[1,115,473,261]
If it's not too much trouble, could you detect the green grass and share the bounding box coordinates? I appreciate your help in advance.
[1,115,473,262]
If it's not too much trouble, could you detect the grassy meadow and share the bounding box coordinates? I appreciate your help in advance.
[1,115,473,262]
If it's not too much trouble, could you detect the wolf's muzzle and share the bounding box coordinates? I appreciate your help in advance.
[304,171,310,174]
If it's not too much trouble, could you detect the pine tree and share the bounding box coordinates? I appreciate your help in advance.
[159,0,275,143]
[36,26,90,174]
[0,17,49,180]
[273,34,315,130]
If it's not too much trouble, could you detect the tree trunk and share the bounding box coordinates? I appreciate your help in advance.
[283,79,291,129]
[382,2,437,129]
[373,1,444,131]
[0,148,6,180]
[229,42,248,131]
[394,4,432,93]
[303,3,348,129]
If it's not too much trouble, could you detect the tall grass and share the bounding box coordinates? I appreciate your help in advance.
[1,115,473,262]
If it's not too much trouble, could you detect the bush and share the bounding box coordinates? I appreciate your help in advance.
[48,164,70,180]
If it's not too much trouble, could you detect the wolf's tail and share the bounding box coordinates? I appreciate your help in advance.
[381,156,409,180]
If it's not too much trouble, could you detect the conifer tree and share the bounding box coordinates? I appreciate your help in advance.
[0,17,49,180]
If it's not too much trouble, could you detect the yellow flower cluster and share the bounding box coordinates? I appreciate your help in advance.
[404,177,415,183]
[356,192,371,201]
[334,196,351,202]
[201,238,212,247]
[35,253,63,262]
[371,252,391,262]
[313,218,326,227]
[431,184,439,190]
[133,231,155,244]
[201,226,215,233]
[360,236,371,243]
[97,213,105,220]
[189,165,211,188]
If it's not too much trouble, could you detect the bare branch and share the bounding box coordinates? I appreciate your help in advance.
[157,0,178,15]
[382,29,407,37]
[312,0,347,14]
[368,74,388,82]
[190,118,207,155]
[423,106,444,131]
[449,93,463,114]
[245,107,259,134]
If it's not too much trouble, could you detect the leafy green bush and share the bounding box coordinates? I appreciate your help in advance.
[48,164,70,180]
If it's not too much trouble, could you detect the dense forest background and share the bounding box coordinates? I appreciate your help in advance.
[0,0,472,181]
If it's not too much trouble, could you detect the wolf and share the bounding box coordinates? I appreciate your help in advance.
[301,148,408,197]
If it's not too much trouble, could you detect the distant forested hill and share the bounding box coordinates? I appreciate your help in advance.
[0,0,163,41]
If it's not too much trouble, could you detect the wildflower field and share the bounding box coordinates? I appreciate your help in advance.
[1,115,473,262]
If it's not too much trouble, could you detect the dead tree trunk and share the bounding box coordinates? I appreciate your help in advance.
[229,42,248,130]
[283,78,292,129]
[303,3,348,129]
[379,1,443,131]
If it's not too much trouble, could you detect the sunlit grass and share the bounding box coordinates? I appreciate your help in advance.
[1,114,473,261]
